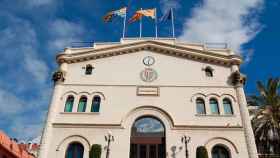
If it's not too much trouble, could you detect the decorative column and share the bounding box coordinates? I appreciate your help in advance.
[231,65,258,158]
[39,63,67,158]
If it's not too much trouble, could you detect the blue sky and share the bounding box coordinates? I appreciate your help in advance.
[0,0,279,142]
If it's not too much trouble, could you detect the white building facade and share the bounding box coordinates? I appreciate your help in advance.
[39,38,258,158]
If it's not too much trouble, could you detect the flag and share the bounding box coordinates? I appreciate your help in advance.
[103,7,127,22]
[128,12,143,23]
[112,7,127,18]
[128,8,156,23]
[160,8,172,22]
[137,9,156,19]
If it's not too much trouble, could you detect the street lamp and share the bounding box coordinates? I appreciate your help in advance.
[105,131,114,158]
[181,134,191,158]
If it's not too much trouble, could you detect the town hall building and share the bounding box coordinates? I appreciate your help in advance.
[39,38,258,158]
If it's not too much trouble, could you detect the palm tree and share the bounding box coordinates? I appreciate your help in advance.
[249,78,280,156]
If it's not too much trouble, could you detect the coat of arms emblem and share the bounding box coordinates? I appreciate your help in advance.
[140,68,158,82]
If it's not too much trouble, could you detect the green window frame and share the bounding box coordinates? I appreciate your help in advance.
[91,96,101,112]
[223,98,233,115]
[64,96,74,112]
[77,96,87,112]
[210,98,220,115]
[196,98,206,114]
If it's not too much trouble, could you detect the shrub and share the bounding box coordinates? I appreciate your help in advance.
[196,146,208,158]
[89,144,102,158]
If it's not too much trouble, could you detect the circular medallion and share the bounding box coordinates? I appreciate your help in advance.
[140,68,158,82]
[143,56,155,66]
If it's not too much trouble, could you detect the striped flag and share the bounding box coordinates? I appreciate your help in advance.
[103,7,127,22]
[128,8,156,23]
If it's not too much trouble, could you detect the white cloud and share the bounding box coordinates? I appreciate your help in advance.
[179,0,264,54]
[0,89,25,116]
[12,121,44,141]
[48,19,86,52]
[0,12,51,141]
[0,13,49,84]
[23,47,49,84]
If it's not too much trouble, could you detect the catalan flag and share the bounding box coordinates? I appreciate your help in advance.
[103,7,127,22]
[128,8,156,23]
[137,9,156,19]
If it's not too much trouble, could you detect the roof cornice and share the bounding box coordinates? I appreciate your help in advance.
[56,40,242,66]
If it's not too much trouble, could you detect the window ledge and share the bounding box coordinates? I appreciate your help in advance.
[195,114,235,117]
[61,112,100,115]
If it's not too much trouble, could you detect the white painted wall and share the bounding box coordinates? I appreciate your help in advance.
[39,41,254,158]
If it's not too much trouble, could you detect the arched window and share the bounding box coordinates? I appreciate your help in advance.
[64,96,74,112]
[91,96,101,112]
[65,142,84,158]
[223,98,233,115]
[130,117,166,158]
[77,96,87,112]
[205,67,213,77]
[85,64,93,75]
[210,98,220,115]
[196,98,206,114]
[211,145,230,158]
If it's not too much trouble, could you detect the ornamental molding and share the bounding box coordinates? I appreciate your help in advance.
[56,40,242,66]
[52,122,243,130]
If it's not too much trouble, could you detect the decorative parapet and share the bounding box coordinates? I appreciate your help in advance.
[56,40,243,67]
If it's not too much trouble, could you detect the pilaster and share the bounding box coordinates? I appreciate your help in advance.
[39,63,67,158]
[231,65,258,158]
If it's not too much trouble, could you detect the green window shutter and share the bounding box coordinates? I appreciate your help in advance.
[223,99,233,115]
[64,96,74,112]
[91,96,101,112]
[210,99,220,114]
[78,97,87,112]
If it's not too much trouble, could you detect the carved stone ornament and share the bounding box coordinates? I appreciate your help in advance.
[52,70,66,83]
[231,71,246,86]
[143,56,155,66]
[140,68,158,82]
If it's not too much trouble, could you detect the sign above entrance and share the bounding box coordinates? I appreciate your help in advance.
[137,86,159,96]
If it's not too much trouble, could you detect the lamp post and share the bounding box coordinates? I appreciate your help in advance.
[181,134,191,158]
[105,131,114,158]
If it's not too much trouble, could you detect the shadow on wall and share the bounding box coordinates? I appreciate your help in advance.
[167,146,183,158]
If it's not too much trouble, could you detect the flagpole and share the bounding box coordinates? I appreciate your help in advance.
[140,8,142,38]
[155,8,158,38]
[122,9,127,38]
[171,8,175,38]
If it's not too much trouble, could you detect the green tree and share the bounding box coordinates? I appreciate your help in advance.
[196,146,208,158]
[249,78,280,155]
[89,144,102,158]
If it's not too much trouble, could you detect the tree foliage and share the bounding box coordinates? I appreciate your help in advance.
[196,146,208,158]
[250,78,280,155]
[89,144,102,158]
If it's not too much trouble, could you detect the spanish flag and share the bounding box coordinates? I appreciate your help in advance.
[128,8,156,23]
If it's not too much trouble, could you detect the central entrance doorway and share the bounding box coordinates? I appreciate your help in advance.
[130,116,166,158]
